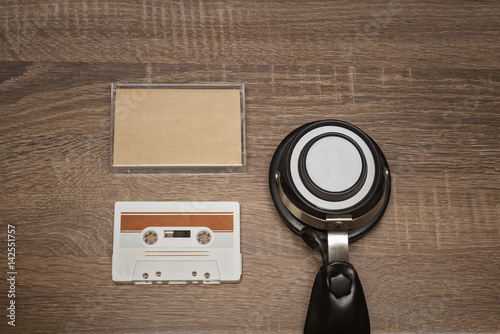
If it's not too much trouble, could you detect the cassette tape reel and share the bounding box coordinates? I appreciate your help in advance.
[112,202,242,284]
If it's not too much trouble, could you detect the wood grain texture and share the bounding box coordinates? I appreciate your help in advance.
[0,0,499,333]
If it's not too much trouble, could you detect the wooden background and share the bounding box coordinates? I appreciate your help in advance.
[1,0,499,333]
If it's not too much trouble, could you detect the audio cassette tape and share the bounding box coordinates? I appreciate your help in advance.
[112,202,242,284]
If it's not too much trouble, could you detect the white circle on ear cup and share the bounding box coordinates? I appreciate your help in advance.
[305,136,363,192]
[290,126,375,210]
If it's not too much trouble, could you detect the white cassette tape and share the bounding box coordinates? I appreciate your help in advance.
[112,202,242,284]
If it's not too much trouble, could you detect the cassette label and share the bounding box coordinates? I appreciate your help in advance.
[112,202,241,284]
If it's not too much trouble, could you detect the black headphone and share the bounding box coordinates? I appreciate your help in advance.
[269,120,391,334]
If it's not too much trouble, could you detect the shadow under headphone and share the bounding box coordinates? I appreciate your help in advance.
[269,120,391,334]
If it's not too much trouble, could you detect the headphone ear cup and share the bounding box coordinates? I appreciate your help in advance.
[269,120,391,242]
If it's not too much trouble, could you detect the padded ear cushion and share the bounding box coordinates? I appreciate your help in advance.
[269,124,309,236]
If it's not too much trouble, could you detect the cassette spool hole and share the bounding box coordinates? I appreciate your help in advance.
[143,273,149,279]
[156,271,161,277]
[192,271,197,277]
[143,231,158,245]
[204,272,210,279]
[197,231,211,245]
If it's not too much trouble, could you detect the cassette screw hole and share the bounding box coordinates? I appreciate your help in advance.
[143,273,149,279]
[197,231,211,245]
[192,271,197,277]
[204,272,210,279]
[156,271,161,277]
